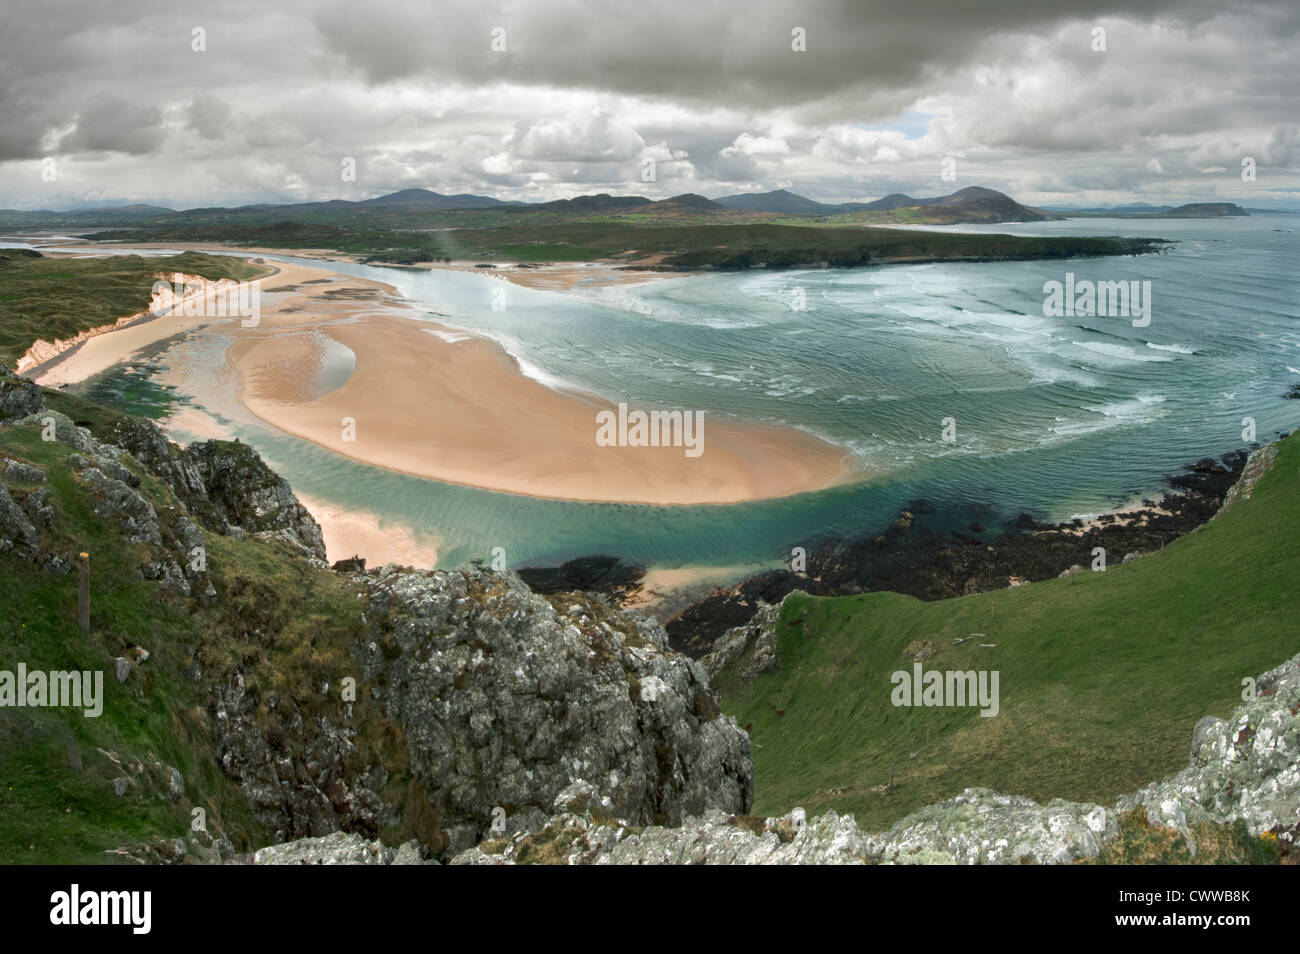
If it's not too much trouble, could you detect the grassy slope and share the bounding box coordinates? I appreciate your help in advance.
[0,398,409,863]
[0,250,269,368]
[720,432,1300,832]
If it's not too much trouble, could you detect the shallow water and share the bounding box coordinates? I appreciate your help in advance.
[50,217,1300,572]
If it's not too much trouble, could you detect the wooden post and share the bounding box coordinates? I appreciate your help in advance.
[77,552,89,635]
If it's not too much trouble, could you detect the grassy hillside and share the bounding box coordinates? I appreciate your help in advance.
[0,393,409,863]
[719,433,1300,832]
[0,250,269,368]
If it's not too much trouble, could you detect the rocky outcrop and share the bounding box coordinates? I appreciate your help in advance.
[1215,442,1279,515]
[448,791,1116,866]
[699,597,785,684]
[0,366,44,422]
[439,652,1300,864]
[212,671,397,843]
[1116,651,1300,851]
[100,414,326,561]
[0,368,327,566]
[353,564,753,852]
[246,831,431,865]
[861,789,1116,864]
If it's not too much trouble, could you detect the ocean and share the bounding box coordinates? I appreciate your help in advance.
[58,216,1300,575]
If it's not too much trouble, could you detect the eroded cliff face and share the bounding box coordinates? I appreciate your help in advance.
[13,273,250,375]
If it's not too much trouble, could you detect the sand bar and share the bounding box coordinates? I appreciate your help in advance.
[30,255,858,505]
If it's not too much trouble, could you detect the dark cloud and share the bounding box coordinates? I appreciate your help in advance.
[0,0,1294,208]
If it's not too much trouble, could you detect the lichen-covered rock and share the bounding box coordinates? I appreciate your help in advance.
[184,440,326,560]
[213,672,397,843]
[1215,442,1278,514]
[0,367,45,423]
[1116,651,1300,850]
[0,484,40,553]
[2,457,46,483]
[862,788,1117,864]
[76,465,162,546]
[247,831,432,865]
[701,598,784,684]
[450,805,871,865]
[355,564,753,852]
[98,416,326,560]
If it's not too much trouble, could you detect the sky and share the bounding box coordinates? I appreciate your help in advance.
[1,0,1297,210]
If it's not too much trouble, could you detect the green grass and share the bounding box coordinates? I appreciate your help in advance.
[0,250,269,368]
[0,411,412,863]
[719,432,1300,832]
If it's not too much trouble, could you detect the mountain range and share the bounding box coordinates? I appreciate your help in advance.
[0,187,1272,230]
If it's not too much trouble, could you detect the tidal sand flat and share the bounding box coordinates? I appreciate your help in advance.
[225,267,856,504]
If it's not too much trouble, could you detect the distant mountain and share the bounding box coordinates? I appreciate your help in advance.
[355,188,511,210]
[648,193,725,212]
[715,186,1051,223]
[518,193,653,214]
[0,185,1047,229]
[1055,201,1252,219]
[855,186,1054,223]
[1164,202,1248,217]
[1043,202,1174,214]
[714,189,838,214]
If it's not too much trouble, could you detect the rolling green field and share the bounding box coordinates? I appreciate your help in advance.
[0,250,269,368]
[719,433,1299,833]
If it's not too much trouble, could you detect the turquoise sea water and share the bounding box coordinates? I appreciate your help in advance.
[52,217,1300,572]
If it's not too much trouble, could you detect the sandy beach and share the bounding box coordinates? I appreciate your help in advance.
[18,237,669,294]
[25,253,857,507]
[226,279,856,504]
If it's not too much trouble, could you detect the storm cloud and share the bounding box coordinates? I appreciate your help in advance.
[0,0,1295,209]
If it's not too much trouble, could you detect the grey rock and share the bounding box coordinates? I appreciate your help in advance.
[213,671,396,843]
[114,657,131,683]
[861,788,1116,864]
[0,485,40,553]
[112,777,129,797]
[76,466,161,546]
[0,367,45,423]
[2,458,46,483]
[354,564,752,852]
[701,598,785,684]
[248,831,432,865]
[166,766,184,801]
[1116,651,1300,850]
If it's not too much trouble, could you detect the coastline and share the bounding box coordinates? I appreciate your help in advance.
[24,250,859,509]
[659,446,1260,654]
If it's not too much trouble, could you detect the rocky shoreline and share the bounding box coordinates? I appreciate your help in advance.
[502,446,1269,657]
[662,446,1273,655]
[501,445,1268,657]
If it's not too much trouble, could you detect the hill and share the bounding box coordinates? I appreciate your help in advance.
[713,435,1299,832]
[1164,202,1248,217]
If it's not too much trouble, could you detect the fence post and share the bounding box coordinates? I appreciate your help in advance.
[77,551,89,635]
